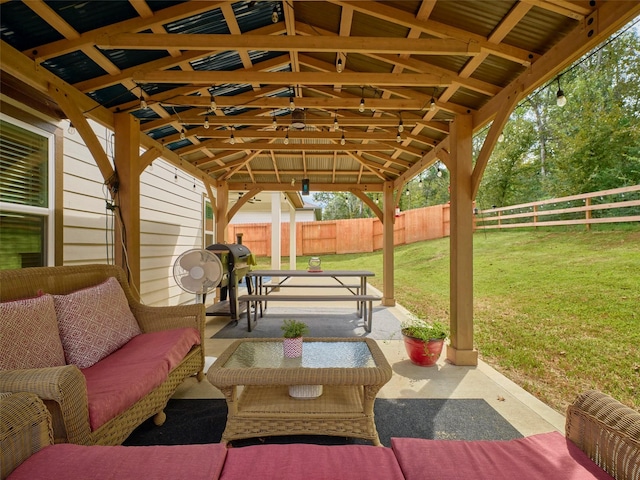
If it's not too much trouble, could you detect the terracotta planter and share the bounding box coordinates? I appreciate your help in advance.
[283,337,303,358]
[402,334,444,367]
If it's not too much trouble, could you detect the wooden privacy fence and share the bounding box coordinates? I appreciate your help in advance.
[475,185,640,230]
[228,204,450,257]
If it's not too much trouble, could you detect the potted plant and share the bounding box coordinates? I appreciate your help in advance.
[401,320,448,367]
[281,319,308,358]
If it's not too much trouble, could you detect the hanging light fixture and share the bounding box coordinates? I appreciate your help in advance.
[398,117,404,133]
[271,4,279,23]
[333,112,339,131]
[210,91,217,111]
[272,112,277,128]
[139,94,147,110]
[284,128,289,145]
[289,94,295,111]
[359,87,365,113]
[336,57,343,73]
[396,129,402,143]
[340,130,346,146]
[204,116,210,129]
[556,77,567,107]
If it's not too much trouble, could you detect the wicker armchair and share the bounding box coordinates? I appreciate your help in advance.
[566,390,640,480]
[0,264,205,446]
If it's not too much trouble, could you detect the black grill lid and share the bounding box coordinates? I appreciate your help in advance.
[206,243,251,262]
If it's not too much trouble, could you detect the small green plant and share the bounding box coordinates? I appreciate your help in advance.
[281,319,309,338]
[401,320,448,341]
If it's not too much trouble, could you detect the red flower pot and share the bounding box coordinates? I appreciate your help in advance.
[402,335,444,366]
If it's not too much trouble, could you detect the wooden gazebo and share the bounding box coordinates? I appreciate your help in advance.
[2,0,638,365]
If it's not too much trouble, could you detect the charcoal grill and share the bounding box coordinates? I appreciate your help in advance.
[205,242,252,320]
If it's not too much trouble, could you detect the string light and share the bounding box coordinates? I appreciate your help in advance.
[272,113,277,128]
[336,57,343,73]
[556,77,567,107]
[289,95,295,111]
[271,5,279,23]
[139,94,147,110]
[359,87,365,113]
[340,130,346,146]
[334,112,339,131]
[498,132,504,142]
[204,116,210,129]
[396,129,402,143]
[210,94,217,111]
[229,128,235,145]
[67,123,76,135]
[180,128,186,140]
[398,117,404,133]
[284,128,289,145]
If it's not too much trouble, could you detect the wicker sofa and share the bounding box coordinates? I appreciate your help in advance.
[1,390,638,480]
[0,264,205,446]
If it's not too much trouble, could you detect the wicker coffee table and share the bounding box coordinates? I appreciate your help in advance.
[206,337,392,445]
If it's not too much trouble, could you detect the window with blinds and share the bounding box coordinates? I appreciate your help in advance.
[0,118,51,269]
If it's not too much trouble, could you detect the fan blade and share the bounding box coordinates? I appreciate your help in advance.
[202,261,223,285]
[181,274,205,293]
[179,250,202,270]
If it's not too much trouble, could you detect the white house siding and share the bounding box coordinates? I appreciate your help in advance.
[61,119,211,307]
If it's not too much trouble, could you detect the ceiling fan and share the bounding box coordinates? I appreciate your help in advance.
[232,192,261,204]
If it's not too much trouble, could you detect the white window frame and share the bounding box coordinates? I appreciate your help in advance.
[0,113,56,266]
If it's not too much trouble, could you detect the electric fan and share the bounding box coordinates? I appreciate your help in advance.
[172,248,224,303]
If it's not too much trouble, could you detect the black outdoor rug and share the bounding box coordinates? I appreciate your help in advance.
[123,398,522,448]
[212,306,402,341]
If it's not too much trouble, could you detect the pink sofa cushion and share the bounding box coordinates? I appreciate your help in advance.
[391,432,613,480]
[7,443,227,480]
[219,443,405,480]
[0,294,65,370]
[53,277,142,368]
[82,327,200,431]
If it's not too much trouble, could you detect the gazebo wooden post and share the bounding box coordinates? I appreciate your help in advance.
[113,112,142,299]
[446,114,478,366]
[216,181,229,243]
[382,180,395,306]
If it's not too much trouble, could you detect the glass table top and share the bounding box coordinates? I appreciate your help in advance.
[222,341,376,369]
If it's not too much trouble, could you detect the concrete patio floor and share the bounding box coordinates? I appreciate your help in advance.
[173,280,566,438]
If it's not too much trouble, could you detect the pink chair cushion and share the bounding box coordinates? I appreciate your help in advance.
[0,294,65,370]
[82,327,200,431]
[7,443,227,480]
[53,277,142,368]
[391,432,613,480]
[219,443,405,480]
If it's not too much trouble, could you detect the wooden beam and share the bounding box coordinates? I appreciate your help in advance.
[48,84,116,192]
[134,70,452,87]
[227,182,384,192]
[351,189,383,222]
[98,33,481,56]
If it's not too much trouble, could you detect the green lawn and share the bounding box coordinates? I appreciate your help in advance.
[258,227,640,413]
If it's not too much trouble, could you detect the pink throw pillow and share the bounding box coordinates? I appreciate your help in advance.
[53,277,141,369]
[0,294,66,370]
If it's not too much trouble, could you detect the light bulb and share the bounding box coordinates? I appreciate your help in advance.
[68,123,76,135]
[405,189,410,196]
[272,116,277,128]
[210,95,217,111]
[359,98,365,113]
[271,6,278,23]
[429,98,436,111]
[291,178,295,186]
[336,58,343,73]
[556,89,567,107]
[340,133,346,146]
[398,120,404,133]
[498,132,504,143]
[230,133,235,144]
[436,169,443,178]
[396,131,402,143]
[284,133,289,145]
[204,116,210,129]
[289,96,295,110]
[180,128,185,140]
[140,95,147,109]
[334,116,339,131]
